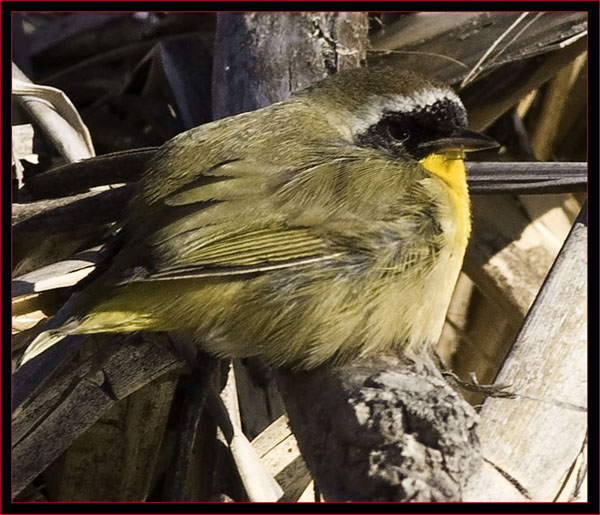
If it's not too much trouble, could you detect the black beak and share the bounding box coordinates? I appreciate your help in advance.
[418,127,499,154]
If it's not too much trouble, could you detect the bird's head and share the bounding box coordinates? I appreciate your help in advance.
[302,66,498,160]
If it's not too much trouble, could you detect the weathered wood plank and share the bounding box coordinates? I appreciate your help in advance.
[44,373,177,501]
[463,204,587,501]
[160,352,218,501]
[12,335,184,496]
[251,414,313,502]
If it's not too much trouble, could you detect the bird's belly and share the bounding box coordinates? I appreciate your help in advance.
[200,240,466,369]
[390,247,464,353]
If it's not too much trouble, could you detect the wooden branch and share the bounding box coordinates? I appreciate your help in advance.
[13,185,131,225]
[212,12,367,117]
[466,161,587,194]
[463,204,587,501]
[13,185,132,274]
[278,356,481,501]
[24,147,156,199]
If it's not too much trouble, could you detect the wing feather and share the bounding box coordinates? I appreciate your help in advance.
[118,147,442,283]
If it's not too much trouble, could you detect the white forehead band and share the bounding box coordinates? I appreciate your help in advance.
[350,87,465,136]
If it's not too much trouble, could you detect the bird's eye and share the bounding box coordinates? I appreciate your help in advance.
[387,121,410,142]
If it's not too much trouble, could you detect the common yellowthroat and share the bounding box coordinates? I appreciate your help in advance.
[19,67,497,370]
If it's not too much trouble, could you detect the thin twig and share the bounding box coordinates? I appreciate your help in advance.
[461,13,531,88]
[483,13,544,70]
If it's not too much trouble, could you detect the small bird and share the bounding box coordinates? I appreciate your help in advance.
[19,66,497,370]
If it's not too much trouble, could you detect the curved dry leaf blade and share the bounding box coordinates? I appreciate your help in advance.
[12,64,95,162]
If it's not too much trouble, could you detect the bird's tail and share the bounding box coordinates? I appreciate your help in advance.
[18,330,68,368]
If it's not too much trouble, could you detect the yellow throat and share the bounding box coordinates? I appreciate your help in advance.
[418,152,471,248]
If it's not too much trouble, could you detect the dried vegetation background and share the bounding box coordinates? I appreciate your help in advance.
[12,12,587,502]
